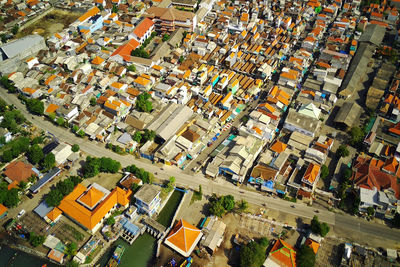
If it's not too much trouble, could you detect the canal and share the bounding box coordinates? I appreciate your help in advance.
[98,190,184,267]
[0,245,57,267]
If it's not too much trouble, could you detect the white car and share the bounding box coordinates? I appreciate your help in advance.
[17,209,25,218]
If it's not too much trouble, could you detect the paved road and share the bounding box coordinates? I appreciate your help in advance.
[2,89,400,243]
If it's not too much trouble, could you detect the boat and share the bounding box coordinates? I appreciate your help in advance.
[179,257,193,267]
[107,245,125,267]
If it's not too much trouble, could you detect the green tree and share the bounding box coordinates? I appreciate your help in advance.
[111,4,118,13]
[297,245,316,267]
[56,179,75,196]
[209,199,225,217]
[26,99,44,115]
[71,125,79,133]
[66,242,78,256]
[27,144,44,164]
[131,183,141,193]
[48,112,56,121]
[349,126,364,146]
[135,93,152,113]
[127,65,136,72]
[337,145,350,158]
[77,130,85,138]
[367,206,375,217]
[11,25,19,35]
[0,76,16,93]
[45,189,64,207]
[132,131,142,143]
[320,165,329,180]
[29,232,45,247]
[56,117,65,126]
[162,34,170,42]
[42,153,55,170]
[310,216,330,237]
[179,55,184,63]
[106,216,115,225]
[2,149,13,162]
[90,97,97,106]
[71,144,80,152]
[142,129,156,142]
[240,238,269,267]
[3,188,20,207]
[237,199,249,212]
[222,195,235,212]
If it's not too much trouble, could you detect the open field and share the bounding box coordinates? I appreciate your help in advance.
[17,9,81,38]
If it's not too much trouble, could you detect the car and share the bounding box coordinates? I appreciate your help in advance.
[17,210,25,218]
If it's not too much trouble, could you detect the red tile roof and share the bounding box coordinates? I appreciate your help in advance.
[111,39,140,61]
[133,18,154,39]
[269,239,297,267]
[4,161,35,183]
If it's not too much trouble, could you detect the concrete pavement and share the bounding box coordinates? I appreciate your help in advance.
[2,89,400,244]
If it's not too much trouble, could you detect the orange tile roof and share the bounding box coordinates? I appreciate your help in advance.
[305,238,320,254]
[382,157,398,174]
[270,140,287,153]
[0,204,8,216]
[269,239,297,267]
[78,6,100,22]
[44,74,56,86]
[23,87,37,95]
[91,56,104,65]
[133,18,154,39]
[46,207,62,222]
[58,184,131,231]
[45,103,59,113]
[134,76,150,86]
[111,39,140,61]
[303,163,321,185]
[165,219,202,255]
[79,187,105,208]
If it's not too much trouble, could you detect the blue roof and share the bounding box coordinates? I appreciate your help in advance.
[34,202,53,218]
[120,218,140,236]
[29,168,61,193]
[263,180,274,189]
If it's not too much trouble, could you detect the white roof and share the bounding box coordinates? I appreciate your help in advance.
[298,103,321,119]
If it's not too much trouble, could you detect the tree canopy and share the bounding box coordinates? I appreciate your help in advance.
[297,245,316,267]
[320,165,329,180]
[82,156,121,178]
[135,93,152,113]
[240,238,269,267]
[27,144,44,164]
[125,164,154,184]
[209,194,236,217]
[25,99,44,115]
[29,232,45,247]
[310,216,330,237]
[71,144,80,152]
[337,145,349,158]
[349,126,365,146]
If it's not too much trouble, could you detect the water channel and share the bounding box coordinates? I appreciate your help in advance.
[98,190,184,267]
[0,245,57,267]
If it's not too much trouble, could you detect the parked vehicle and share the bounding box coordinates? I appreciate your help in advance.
[17,210,25,218]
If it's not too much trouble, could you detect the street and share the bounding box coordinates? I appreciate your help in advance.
[2,89,400,243]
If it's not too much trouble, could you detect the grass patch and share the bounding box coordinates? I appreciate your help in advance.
[62,224,84,242]
[284,196,297,203]
[190,191,202,204]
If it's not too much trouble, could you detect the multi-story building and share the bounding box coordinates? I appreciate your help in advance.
[145,7,197,32]
[134,184,161,216]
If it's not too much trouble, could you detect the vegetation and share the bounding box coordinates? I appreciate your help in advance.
[349,126,365,146]
[240,237,269,267]
[71,144,80,152]
[130,47,149,58]
[27,144,44,164]
[66,261,80,267]
[82,156,121,178]
[310,216,330,237]
[1,109,26,133]
[297,244,316,267]
[29,232,46,247]
[125,164,154,184]
[132,129,156,143]
[0,76,16,93]
[135,92,153,113]
[56,117,65,127]
[127,64,136,72]
[66,242,78,256]
[90,97,97,106]
[0,183,20,208]
[337,145,350,158]
[179,55,185,63]
[209,194,236,217]
[45,176,82,207]
[77,130,85,138]
[25,99,44,115]
[131,183,141,194]
[111,4,118,13]
[162,34,170,42]
[241,115,249,124]
[366,206,375,217]
[42,152,56,170]
[393,212,400,228]
[162,176,176,194]
[237,199,249,212]
[1,137,30,163]
[11,25,19,35]
[191,185,203,203]
[106,216,116,225]
[320,165,329,180]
